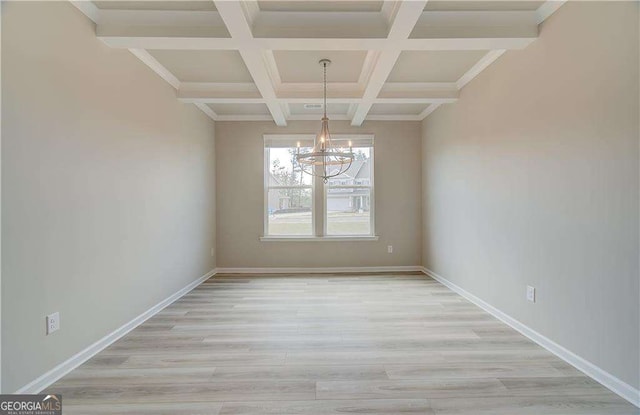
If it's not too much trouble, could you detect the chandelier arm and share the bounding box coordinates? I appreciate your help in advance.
[298,161,314,179]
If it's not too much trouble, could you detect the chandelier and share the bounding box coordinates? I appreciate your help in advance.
[296,59,355,183]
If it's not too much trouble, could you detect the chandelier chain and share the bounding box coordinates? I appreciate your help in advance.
[323,61,327,118]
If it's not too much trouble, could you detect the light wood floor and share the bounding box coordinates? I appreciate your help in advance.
[48,273,639,414]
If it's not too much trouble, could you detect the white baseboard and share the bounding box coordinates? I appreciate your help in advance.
[15,268,217,394]
[421,267,640,408]
[215,266,423,274]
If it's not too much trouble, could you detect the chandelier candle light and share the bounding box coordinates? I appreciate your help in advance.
[296,59,355,183]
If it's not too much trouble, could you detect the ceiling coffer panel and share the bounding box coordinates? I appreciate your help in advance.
[148,50,254,83]
[274,51,368,83]
[257,1,384,13]
[424,1,544,11]
[388,51,488,83]
[94,1,217,11]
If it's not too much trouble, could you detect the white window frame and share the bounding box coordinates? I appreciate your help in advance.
[262,134,377,241]
[263,136,316,237]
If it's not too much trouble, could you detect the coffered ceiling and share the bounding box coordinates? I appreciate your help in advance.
[72,0,565,125]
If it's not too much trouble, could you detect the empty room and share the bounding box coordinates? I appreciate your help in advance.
[2,0,639,414]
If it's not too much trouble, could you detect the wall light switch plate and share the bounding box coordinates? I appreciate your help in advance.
[526,286,536,303]
[387,245,393,253]
[46,312,60,335]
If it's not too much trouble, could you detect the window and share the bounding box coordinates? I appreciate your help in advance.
[264,134,375,239]
[264,136,314,236]
[325,138,374,236]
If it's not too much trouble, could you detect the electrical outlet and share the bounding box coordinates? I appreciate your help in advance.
[526,286,536,303]
[46,312,60,335]
[387,245,393,254]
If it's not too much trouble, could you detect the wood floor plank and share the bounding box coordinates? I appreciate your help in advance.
[385,362,566,380]
[63,402,223,415]
[315,378,509,400]
[210,365,389,381]
[48,380,316,404]
[498,376,616,397]
[44,273,638,414]
[119,351,287,369]
[219,399,434,414]
[430,395,640,415]
[53,367,217,387]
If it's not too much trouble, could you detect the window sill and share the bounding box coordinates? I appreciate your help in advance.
[260,236,379,242]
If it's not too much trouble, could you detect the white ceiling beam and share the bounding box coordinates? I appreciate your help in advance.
[214,1,287,126]
[177,82,458,104]
[347,104,358,119]
[213,114,427,122]
[380,1,401,27]
[536,0,568,24]
[418,103,441,120]
[97,33,536,52]
[357,51,381,88]
[282,102,292,119]
[240,1,260,27]
[180,96,457,106]
[259,35,536,50]
[181,97,364,105]
[351,0,428,126]
[456,49,506,90]
[70,0,100,23]
[128,49,181,90]
[215,115,423,122]
[237,50,287,125]
[263,50,283,88]
[194,103,219,121]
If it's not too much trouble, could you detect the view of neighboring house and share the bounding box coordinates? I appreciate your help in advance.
[267,172,289,212]
[326,158,371,212]
[267,158,371,214]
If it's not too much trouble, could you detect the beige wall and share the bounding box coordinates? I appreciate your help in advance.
[2,2,216,392]
[422,2,639,389]
[216,121,422,268]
